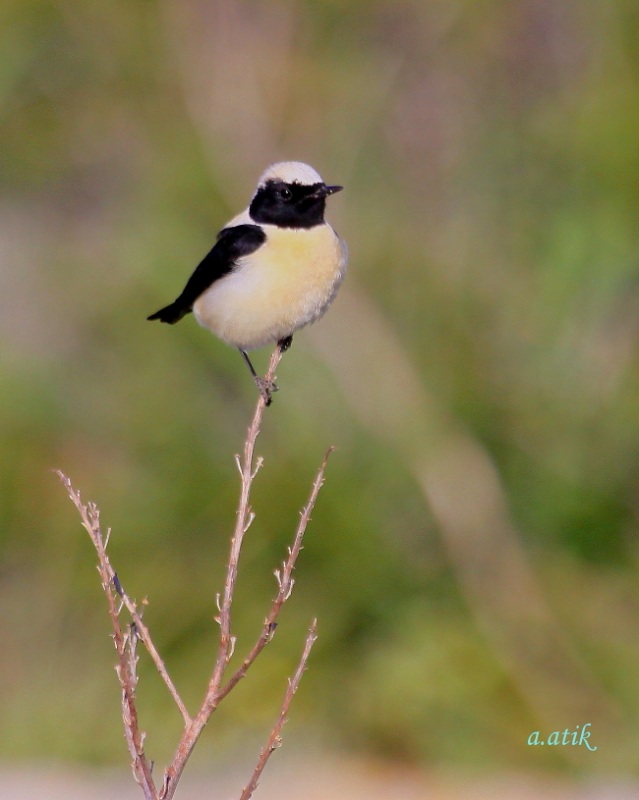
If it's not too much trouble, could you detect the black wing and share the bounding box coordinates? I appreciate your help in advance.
[147,224,266,324]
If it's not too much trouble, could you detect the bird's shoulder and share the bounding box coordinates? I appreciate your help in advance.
[195,218,266,279]
[214,220,266,259]
[171,219,266,309]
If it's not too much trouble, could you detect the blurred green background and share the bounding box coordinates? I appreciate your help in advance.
[2,0,639,784]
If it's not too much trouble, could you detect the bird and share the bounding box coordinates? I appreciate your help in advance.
[148,161,347,406]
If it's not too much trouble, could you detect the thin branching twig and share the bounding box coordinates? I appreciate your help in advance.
[55,478,159,800]
[240,618,318,800]
[58,344,329,800]
[217,447,333,703]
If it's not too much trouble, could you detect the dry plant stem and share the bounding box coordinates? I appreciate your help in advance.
[161,344,292,799]
[56,474,158,800]
[59,343,328,800]
[218,446,333,703]
[58,473,190,727]
[240,618,319,800]
[210,344,287,698]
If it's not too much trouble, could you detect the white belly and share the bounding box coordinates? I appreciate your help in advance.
[193,223,347,350]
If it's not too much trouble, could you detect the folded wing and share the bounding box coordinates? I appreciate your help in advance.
[147,224,266,324]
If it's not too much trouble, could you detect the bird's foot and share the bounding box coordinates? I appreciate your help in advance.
[254,376,279,407]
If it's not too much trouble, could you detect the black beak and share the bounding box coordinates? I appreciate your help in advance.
[311,183,343,199]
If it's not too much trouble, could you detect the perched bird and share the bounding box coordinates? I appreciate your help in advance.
[148,161,347,405]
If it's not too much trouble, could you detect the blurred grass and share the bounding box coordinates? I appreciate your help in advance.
[1,0,639,780]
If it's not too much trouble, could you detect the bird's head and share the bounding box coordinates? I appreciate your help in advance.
[249,161,342,229]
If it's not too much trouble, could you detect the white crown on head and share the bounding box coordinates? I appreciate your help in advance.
[257,161,324,188]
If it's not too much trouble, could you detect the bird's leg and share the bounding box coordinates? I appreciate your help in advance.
[239,337,292,406]
[240,349,277,406]
[278,335,293,352]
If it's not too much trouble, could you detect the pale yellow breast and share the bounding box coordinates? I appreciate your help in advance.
[193,223,347,350]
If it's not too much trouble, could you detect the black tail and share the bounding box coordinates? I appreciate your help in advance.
[147,301,190,324]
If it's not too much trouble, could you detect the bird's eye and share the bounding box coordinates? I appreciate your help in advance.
[279,187,292,201]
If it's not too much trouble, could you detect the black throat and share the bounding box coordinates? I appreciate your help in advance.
[249,181,327,229]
